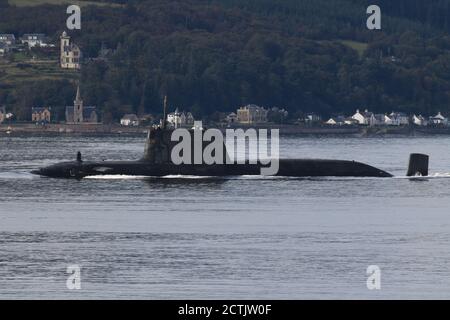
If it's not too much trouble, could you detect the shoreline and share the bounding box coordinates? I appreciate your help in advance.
[1,123,450,137]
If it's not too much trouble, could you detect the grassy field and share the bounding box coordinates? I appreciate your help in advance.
[339,40,369,57]
[8,0,123,7]
[0,54,78,86]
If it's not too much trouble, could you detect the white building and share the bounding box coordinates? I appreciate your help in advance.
[412,114,427,126]
[0,34,15,46]
[0,43,9,56]
[383,114,394,125]
[120,114,140,126]
[325,116,346,126]
[344,117,359,125]
[325,118,338,125]
[352,109,375,126]
[167,108,195,127]
[429,112,448,125]
[21,34,48,48]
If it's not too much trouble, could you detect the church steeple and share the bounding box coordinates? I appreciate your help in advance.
[75,85,82,103]
[73,84,83,123]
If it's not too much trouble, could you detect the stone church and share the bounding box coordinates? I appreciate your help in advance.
[66,86,98,124]
[60,31,81,69]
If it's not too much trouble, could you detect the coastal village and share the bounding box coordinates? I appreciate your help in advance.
[1,31,450,134]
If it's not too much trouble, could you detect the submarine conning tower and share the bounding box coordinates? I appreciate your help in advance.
[142,126,174,164]
[142,96,229,165]
[142,95,173,164]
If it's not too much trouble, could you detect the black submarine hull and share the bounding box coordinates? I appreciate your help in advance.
[31,159,393,179]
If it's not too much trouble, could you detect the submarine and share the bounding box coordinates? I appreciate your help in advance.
[31,99,429,179]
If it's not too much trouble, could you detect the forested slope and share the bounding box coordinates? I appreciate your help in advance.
[1,0,450,121]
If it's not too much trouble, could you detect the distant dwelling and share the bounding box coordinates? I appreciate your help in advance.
[65,86,98,124]
[21,34,48,48]
[304,113,322,124]
[0,43,9,56]
[389,112,409,126]
[325,118,337,125]
[60,31,81,70]
[120,114,139,126]
[226,112,237,124]
[0,106,6,123]
[237,104,268,124]
[344,117,359,125]
[167,108,195,127]
[325,116,346,126]
[0,34,15,46]
[384,114,394,125]
[429,112,448,126]
[371,114,395,126]
[352,109,376,126]
[0,33,15,55]
[412,114,427,126]
[31,107,51,123]
[326,116,359,126]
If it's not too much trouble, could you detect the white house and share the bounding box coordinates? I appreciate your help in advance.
[412,114,427,126]
[325,118,338,125]
[0,43,9,55]
[383,114,394,125]
[352,109,375,126]
[429,112,448,126]
[325,116,346,126]
[344,117,359,125]
[120,114,140,126]
[21,34,48,48]
[167,108,195,127]
[0,34,15,46]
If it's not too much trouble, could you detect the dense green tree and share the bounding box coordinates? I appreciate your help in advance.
[2,0,450,121]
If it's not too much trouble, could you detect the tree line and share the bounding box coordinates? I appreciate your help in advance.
[1,0,450,121]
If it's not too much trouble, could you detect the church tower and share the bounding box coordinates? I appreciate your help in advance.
[60,31,70,68]
[73,85,83,123]
[60,31,81,69]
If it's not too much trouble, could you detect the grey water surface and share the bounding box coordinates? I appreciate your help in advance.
[1,134,450,299]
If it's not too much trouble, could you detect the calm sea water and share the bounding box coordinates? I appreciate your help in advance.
[1,134,450,299]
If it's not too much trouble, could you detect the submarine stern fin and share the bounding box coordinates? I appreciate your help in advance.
[407,153,429,177]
